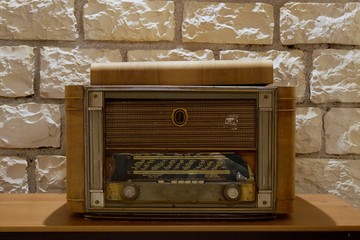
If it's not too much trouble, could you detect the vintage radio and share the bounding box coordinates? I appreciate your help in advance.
[66,60,295,219]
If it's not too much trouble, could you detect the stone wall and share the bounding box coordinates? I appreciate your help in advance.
[0,0,359,208]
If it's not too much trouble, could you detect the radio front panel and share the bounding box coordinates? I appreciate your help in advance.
[84,86,276,214]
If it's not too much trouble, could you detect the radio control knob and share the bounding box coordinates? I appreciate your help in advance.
[224,185,241,201]
[121,184,139,201]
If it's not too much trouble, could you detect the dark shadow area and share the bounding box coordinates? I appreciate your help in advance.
[0,231,358,240]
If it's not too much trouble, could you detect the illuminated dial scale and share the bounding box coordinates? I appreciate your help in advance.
[109,153,254,202]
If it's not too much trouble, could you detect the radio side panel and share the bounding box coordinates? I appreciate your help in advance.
[65,85,85,214]
[276,86,296,214]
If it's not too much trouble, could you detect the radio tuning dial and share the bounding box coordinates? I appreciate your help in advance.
[121,184,140,201]
[224,185,241,201]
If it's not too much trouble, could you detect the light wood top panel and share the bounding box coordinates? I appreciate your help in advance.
[90,60,273,86]
[0,194,359,232]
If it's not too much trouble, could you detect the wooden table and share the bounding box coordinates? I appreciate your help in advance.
[0,194,359,240]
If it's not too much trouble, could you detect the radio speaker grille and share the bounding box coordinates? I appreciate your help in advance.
[105,99,256,150]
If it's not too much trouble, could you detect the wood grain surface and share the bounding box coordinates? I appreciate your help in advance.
[90,60,273,86]
[0,194,359,232]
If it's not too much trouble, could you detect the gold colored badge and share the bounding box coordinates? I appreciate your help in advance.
[172,108,188,127]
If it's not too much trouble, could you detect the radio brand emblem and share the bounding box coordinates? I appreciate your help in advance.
[172,108,188,127]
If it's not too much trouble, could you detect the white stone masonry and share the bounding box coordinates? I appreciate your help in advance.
[0,156,28,193]
[296,108,322,154]
[0,46,34,97]
[83,0,175,41]
[0,103,61,148]
[0,0,78,40]
[311,49,360,103]
[128,49,215,62]
[35,155,66,193]
[281,2,360,45]
[325,108,360,155]
[183,2,274,44]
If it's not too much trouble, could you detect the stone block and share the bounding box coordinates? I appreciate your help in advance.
[296,108,322,154]
[0,156,28,193]
[296,158,360,209]
[40,47,122,99]
[281,2,360,45]
[311,49,360,103]
[35,155,66,193]
[0,0,77,40]
[128,49,214,61]
[0,46,34,97]
[0,103,61,148]
[182,2,273,44]
[324,108,360,155]
[220,50,305,102]
[84,0,175,41]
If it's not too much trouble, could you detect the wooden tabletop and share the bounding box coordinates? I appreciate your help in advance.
[0,194,359,233]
